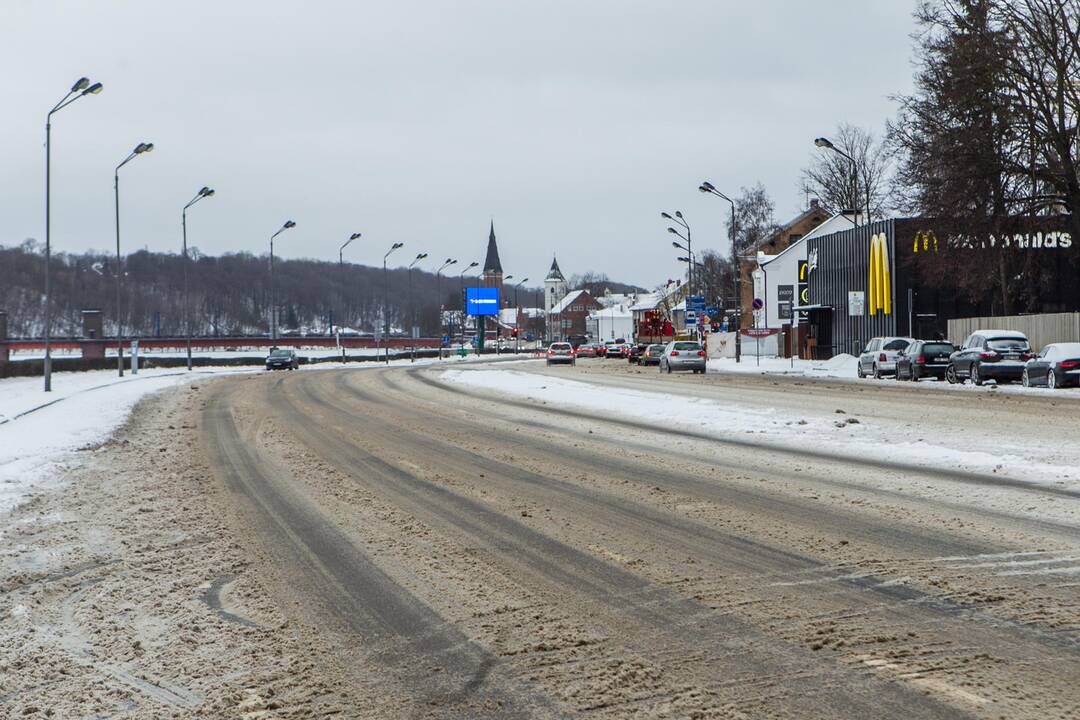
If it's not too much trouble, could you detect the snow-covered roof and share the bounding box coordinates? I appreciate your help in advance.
[550,289,590,314]
[597,293,636,308]
[760,212,859,267]
[588,304,632,319]
[629,292,663,311]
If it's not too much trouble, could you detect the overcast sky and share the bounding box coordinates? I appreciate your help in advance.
[2,1,917,289]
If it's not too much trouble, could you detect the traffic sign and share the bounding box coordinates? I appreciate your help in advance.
[752,297,764,310]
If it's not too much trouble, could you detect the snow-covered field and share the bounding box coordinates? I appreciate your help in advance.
[441,366,1080,488]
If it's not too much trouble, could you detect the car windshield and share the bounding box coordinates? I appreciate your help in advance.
[987,337,1029,351]
[883,339,910,351]
[673,342,701,351]
[551,343,571,349]
[649,345,665,351]
[270,349,291,357]
[921,343,954,355]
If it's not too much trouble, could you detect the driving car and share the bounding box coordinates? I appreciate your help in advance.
[575,343,599,358]
[605,343,627,358]
[857,337,914,378]
[895,340,956,381]
[265,347,299,370]
[946,330,1032,385]
[640,344,666,366]
[1022,342,1080,389]
[659,340,706,374]
[546,341,576,365]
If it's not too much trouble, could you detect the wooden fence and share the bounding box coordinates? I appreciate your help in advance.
[947,312,1080,351]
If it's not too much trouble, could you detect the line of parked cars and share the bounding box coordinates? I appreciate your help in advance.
[547,339,707,373]
[857,330,1080,389]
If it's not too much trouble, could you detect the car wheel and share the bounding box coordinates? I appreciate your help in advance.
[666,361,672,374]
[971,363,983,386]
[1047,369,1057,390]
[946,365,958,384]
[1022,369,1030,387]
[857,362,866,379]
[911,367,920,381]
[872,364,882,380]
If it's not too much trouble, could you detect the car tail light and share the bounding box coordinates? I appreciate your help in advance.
[671,350,679,356]
[547,349,554,355]
[980,351,998,360]
[916,355,926,364]
[697,350,706,357]
[878,353,887,362]
[1061,360,1080,369]
[1020,352,1034,360]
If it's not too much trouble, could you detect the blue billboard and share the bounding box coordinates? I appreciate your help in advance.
[466,287,500,316]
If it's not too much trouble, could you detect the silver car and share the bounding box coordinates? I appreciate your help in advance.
[660,341,706,374]
[857,336,913,379]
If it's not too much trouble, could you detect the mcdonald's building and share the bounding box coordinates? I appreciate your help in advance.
[797,215,1078,359]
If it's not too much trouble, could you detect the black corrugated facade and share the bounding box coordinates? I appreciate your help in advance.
[804,216,1078,358]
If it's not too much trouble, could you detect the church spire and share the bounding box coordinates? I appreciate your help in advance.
[483,220,503,274]
[545,255,565,282]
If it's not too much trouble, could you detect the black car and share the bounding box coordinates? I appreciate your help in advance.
[628,343,649,364]
[1022,343,1080,389]
[266,347,299,370]
[896,340,955,381]
[946,331,1032,385]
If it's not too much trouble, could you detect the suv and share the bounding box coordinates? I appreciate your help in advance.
[659,341,706,374]
[896,340,955,381]
[857,337,914,379]
[947,330,1032,385]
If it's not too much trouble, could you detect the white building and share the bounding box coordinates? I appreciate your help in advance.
[587,304,633,342]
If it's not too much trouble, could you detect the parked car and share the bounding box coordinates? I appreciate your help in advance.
[605,343,628,358]
[857,337,914,378]
[628,343,649,364]
[896,340,956,381]
[641,344,666,366]
[659,340,706,374]
[946,330,1032,385]
[265,347,299,371]
[1022,342,1080,389]
[546,341,576,365]
[576,343,599,358]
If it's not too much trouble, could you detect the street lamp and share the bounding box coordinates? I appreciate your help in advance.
[337,232,361,335]
[182,187,214,370]
[113,142,153,377]
[662,211,692,295]
[382,242,404,363]
[458,261,479,346]
[814,136,870,225]
[513,277,528,352]
[43,76,104,392]
[436,258,457,344]
[269,220,297,342]
[699,181,742,361]
[407,252,428,362]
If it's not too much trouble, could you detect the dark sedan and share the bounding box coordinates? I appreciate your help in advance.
[266,347,299,370]
[640,344,666,366]
[1022,343,1080,389]
[947,331,1032,385]
[896,340,955,381]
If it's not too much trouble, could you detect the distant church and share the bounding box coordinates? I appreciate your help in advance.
[482,221,503,292]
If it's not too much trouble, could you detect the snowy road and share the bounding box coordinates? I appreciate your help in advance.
[4,360,1079,718]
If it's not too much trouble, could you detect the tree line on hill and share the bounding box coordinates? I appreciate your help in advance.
[0,239,645,339]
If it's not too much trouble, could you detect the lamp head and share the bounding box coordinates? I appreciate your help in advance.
[135,142,153,154]
[350,232,361,240]
[661,212,673,220]
[667,227,678,234]
[72,77,90,92]
[814,137,833,148]
[416,252,427,260]
[701,180,715,191]
[84,82,103,95]
[675,210,683,219]
[521,277,528,283]
[672,241,682,249]
[504,275,513,281]
[393,242,404,249]
[698,185,709,193]
[469,261,478,268]
[283,220,296,229]
[203,188,215,197]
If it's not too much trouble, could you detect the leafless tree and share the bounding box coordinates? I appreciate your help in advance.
[726,182,779,253]
[801,123,892,219]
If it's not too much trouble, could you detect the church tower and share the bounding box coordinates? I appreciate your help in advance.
[544,255,567,313]
[482,220,503,292]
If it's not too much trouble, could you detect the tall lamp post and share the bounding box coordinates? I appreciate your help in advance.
[662,211,692,295]
[436,258,457,347]
[814,137,870,225]
[269,220,297,343]
[43,76,103,392]
[407,252,428,362]
[458,261,479,346]
[382,242,404,363]
[514,277,528,352]
[699,181,741,362]
[113,142,153,377]
[182,187,214,370]
[338,232,361,335]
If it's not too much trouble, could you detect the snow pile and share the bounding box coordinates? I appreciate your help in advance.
[707,353,858,378]
[441,367,1078,487]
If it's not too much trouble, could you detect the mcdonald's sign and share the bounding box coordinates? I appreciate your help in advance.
[912,230,939,253]
[868,233,892,315]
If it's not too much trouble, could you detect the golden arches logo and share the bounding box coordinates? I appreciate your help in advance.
[868,233,891,316]
[912,230,939,253]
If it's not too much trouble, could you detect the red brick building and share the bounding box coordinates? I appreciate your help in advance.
[549,289,602,341]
